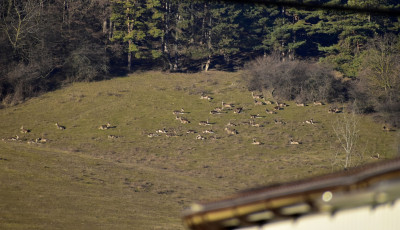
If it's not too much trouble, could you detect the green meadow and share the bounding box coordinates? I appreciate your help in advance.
[0,71,398,229]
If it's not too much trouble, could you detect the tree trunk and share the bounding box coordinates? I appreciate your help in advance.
[163,0,173,70]
[127,7,132,71]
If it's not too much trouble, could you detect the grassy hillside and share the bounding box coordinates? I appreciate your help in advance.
[0,71,398,229]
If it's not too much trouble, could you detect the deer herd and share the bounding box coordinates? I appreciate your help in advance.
[144,91,359,146]
[3,121,119,144]
[3,91,395,147]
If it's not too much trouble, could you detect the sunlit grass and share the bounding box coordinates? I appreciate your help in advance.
[0,70,398,229]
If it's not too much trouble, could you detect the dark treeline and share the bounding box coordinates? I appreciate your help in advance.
[1,0,399,112]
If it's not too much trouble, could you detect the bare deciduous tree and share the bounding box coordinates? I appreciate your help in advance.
[332,103,361,169]
[359,34,400,103]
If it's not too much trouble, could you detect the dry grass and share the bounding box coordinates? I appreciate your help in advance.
[0,71,398,229]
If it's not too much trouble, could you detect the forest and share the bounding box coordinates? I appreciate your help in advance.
[1,0,399,123]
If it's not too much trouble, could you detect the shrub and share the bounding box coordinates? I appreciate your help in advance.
[244,56,348,103]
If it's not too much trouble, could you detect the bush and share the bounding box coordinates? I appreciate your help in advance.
[244,56,348,103]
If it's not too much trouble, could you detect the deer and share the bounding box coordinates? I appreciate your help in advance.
[226,121,237,127]
[180,117,190,124]
[166,132,179,137]
[210,110,222,115]
[186,130,197,134]
[313,101,324,106]
[35,137,48,143]
[382,124,394,132]
[252,138,262,145]
[250,120,262,127]
[202,130,215,134]
[225,127,238,135]
[296,102,306,107]
[199,119,211,126]
[108,135,118,139]
[274,119,286,125]
[265,109,277,114]
[196,135,206,140]
[233,107,243,114]
[99,124,108,130]
[290,138,301,145]
[173,108,185,115]
[55,122,66,130]
[265,100,274,105]
[328,107,342,113]
[276,101,287,107]
[371,153,380,159]
[214,107,223,112]
[156,128,168,134]
[222,101,234,109]
[20,126,30,134]
[254,100,266,105]
[252,92,263,99]
[200,95,213,101]
[250,114,262,119]
[9,135,19,141]
[305,119,314,125]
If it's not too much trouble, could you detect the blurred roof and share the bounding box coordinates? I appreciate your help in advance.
[182,158,400,230]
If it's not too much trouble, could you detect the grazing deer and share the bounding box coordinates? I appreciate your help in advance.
[222,101,234,109]
[252,92,263,99]
[147,133,158,138]
[187,130,197,134]
[233,107,243,114]
[196,135,206,140]
[313,101,324,106]
[55,122,66,130]
[252,138,262,145]
[290,138,301,145]
[265,100,274,105]
[265,109,277,114]
[225,127,238,135]
[296,102,306,107]
[20,126,30,134]
[199,119,211,126]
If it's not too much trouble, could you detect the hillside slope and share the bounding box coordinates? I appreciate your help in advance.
[0,71,398,229]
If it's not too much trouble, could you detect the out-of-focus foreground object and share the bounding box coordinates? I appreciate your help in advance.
[183,158,400,230]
